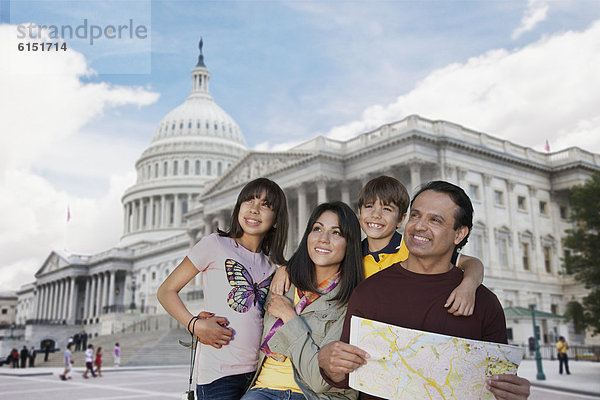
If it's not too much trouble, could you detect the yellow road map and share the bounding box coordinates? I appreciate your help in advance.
[349,316,523,399]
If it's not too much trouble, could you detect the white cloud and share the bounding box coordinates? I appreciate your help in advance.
[512,0,550,39]
[326,20,600,154]
[0,24,158,290]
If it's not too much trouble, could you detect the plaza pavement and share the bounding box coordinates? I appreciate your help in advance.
[0,359,599,399]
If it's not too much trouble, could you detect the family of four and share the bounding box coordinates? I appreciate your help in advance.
[158,176,531,400]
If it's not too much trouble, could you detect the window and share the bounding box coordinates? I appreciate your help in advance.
[539,201,548,215]
[184,160,189,175]
[494,190,504,206]
[154,163,158,178]
[1,309,7,315]
[506,328,514,341]
[471,233,483,259]
[522,242,530,270]
[163,161,168,177]
[179,123,183,129]
[498,237,508,266]
[146,165,151,180]
[469,184,480,201]
[152,271,156,280]
[152,204,156,226]
[141,274,146,282]
[195,160,201,175]
[197,122,200,129]
[217,161,222,176]
[173,160,178,176]
[517,196,527,211]
[544,246,552,273]
[551,304,558,315]
[560,206,568,219]
[188,122,192,129]
[182,201,188,223]
[171,123,175,130]
[142,205,147,227]
[207,161,212,175]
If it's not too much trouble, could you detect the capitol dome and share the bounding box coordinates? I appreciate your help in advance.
[120,40,248,245]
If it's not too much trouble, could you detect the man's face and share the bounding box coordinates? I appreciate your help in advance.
[404,190,467,259]
[359,197,404,242]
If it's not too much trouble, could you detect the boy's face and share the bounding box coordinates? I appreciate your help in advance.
[359,197,405,243]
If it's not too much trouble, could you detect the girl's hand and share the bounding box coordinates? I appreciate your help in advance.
[444,278,477,316]
[266,294,296,323]
[271,266,290,295]
[197,311,215,319]
[486,374,530,399]
[194,316,233,349]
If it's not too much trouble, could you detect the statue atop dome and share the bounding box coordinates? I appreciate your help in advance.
[196,37,206,68]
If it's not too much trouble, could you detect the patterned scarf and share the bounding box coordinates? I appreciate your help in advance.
[260,271,341,361]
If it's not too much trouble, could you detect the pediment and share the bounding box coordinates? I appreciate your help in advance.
[35,251,69,277]
[203,150,312,196]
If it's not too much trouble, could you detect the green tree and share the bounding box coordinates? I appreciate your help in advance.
[563,171,600,335]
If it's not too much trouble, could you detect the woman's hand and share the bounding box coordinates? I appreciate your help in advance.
[266,294,296,323]
[270,266,290,295]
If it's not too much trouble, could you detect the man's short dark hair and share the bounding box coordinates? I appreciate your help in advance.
[411,181,473,251]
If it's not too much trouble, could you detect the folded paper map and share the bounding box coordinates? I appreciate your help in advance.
[349,316,524,400]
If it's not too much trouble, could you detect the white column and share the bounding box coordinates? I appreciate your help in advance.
[100,273,107,315]
[49,282,56,320]
[42,285,49,319]
[297,185,308,240]
[174,194,181,225]
[94,275,101,317]
[317,180,327,204]
[340,182,351,206]
[58,279,66,320]
[68,277,77,321]
[83,277,91,320]
[161,195,167,228]
[123,203,129,233]
[149,196,155,228]
[108,271,116,310]
[409,162,422,193]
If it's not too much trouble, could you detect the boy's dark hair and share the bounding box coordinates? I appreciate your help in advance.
[67,343,73,349]
[219,178,288,265]
[411,180,473,251]
[358,176,410,217]
[287,202,364,305]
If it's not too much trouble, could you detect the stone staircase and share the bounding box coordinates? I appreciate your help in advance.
[37,327,190,368]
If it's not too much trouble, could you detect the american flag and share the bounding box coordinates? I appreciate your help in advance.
[67,205,71,222]
[544,139,550,153]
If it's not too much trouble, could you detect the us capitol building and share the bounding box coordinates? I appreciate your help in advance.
[7,42,600,349]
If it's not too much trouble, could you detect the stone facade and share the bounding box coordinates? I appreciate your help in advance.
[11,44,600,350]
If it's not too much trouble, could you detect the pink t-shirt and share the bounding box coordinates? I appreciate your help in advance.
[188,233,276,385]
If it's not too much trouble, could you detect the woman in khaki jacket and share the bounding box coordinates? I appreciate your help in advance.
[242,202,363,400]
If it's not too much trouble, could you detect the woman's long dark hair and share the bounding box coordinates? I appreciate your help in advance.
[287,202,363,305]
[219,178,289,265]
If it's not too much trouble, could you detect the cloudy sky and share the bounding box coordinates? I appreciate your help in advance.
[1,0,599,291]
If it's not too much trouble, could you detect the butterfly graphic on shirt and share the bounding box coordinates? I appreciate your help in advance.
[225,259,273,314]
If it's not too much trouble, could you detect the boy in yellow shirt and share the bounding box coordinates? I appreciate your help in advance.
[273,176,483,316]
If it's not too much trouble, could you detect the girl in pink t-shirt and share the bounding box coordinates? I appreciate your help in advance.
[158,178,288,400]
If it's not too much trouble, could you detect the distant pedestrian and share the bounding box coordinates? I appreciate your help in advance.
[20,346,28,368]
[81,330,88,349]
[59,343,74,381]
[74,332,81,351]
[557,336,571,375]
[10,348,19,368]
[28,346,36,367]
[113,343,121,367]
[94,346,103,377]
[83,344,96,378]
[44,344,50,362]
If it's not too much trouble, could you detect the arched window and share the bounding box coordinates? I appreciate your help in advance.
[154,163,158,178]
[184,160,189,175]
[206,160,212,175]
[195,160,201,175]
[163,161,168,177]
[173,160,178,176]
[217,161,222,176]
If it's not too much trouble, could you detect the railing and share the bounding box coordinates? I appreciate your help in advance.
[25,319,67,325]
[103,304,127,314]
[520,344,600,361]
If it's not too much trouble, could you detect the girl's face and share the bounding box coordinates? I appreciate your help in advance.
[237,190,277,239]
[307,211,347,273]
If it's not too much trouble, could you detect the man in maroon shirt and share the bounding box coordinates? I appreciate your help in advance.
[318,181,531,400]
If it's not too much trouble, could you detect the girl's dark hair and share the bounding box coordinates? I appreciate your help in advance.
[287,202,363,305]
[219,178,288,265]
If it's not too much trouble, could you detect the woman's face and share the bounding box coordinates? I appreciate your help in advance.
[307,211,347,273]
